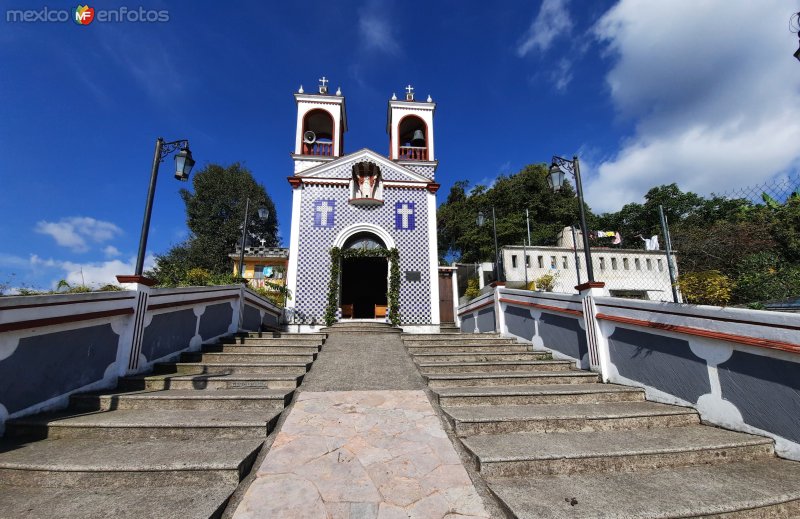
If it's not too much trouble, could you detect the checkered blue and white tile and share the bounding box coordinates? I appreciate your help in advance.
[304,154,432,182]
[295,184,433,324]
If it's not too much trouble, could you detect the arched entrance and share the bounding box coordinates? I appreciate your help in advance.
[340,232,388,318]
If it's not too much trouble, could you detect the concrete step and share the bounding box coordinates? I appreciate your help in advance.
[154,361,311,376]
[241,331,326,340]
[461,426,774,477]
[406,343,533,354]
[206,344,321,354]
[404,337,518,345]
[425,370,600,388]
[418,360,573,374]
[486,459,800,518]
[410,351,551,363]
[0,482,235,519]
[4,408,281,441]
[119,373,302,391]
[183,351,317,363]
[443,401,699,436]
[70,388,293,411]
[0,438,262,488]
[435,383,645,407]
[322,322,402,334]
[224,337,323,347]
[403,332,502,339]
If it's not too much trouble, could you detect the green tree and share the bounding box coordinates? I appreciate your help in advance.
[149,163,279,284]
[438,164,581,263]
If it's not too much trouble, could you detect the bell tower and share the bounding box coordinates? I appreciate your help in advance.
[387,84,437,177]
[293,76,348,174]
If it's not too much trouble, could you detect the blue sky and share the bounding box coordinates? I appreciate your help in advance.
[1,0,799,290]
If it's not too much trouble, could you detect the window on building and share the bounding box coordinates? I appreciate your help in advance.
[623,258,630,270]
[599,257,606,270]
[611,257,618,270]
[511,255,518,268]
[550,256,557,269]
[525,255,530,267]
[562,256,568,269]
[646,258,652,271]
[658,259,664,272]
[635,258,641,270]
[537,256,544,268]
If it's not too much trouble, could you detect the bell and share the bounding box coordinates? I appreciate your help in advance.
[411,129,425,146]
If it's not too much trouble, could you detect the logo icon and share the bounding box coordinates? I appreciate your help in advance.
[73,5,94,25]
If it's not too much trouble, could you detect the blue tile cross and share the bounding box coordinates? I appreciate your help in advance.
[314,199,335,228]
[395,202,415,230]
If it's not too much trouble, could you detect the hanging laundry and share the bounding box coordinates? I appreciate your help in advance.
[596,231,619,239]
[612,232,622,245]
[639,235,660,251]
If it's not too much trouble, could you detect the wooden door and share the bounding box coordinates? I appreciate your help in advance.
[438,271,454,323]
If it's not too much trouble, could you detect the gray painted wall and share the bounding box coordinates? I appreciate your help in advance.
[476,308,496,332]
[199,303,233,340]
[719,350,800,444]
[460,314,475,333]
[539,313,587,364]
[505,305,535,341]
[608,327,710,404]
[0,325,118,414]
[141,309,196,363]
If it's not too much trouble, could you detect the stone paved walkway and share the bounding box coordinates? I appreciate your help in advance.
[233,391,489,518]
[231,329,490,518]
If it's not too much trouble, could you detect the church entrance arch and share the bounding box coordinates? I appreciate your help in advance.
[340,232,389,319]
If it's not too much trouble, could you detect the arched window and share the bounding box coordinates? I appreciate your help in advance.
[397,115,427,160]
[343,232,386,250]
[302,109,334,156]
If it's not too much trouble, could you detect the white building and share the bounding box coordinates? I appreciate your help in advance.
[499,227,680,302]
[285,78,450,331]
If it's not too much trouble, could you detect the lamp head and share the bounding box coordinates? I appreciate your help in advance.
[547,162,566,192]
[258,207,269,219]
[476,210,485,227]
[174,147,195,181]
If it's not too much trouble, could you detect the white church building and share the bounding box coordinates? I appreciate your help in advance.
[285,78,450,331]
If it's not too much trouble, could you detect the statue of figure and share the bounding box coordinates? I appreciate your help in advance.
[357,173,375,198]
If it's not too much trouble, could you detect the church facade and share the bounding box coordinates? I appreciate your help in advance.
[285,79,442,331]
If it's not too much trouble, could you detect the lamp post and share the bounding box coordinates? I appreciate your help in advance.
[477,207,504,282]
[134,137,195,276]
[237,198,269,281]
[548,155,595,283]
[793,12,800,62]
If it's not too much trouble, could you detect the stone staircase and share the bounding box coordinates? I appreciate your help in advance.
[0,331,325,519]
[404,332,800,518]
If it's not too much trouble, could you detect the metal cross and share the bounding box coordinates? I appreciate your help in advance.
[317,201,333,226]
[319,76,329,88]
[405,84,414,95]
[397,203,413,229]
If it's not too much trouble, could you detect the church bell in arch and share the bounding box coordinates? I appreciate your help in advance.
[411,129,425,146]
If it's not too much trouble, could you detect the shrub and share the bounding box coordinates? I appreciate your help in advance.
[534,273,557,292]
[464,278,481,300]
[183,268,212,286]
[676,271,733,306]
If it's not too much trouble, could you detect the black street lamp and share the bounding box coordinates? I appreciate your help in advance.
[134,137,195,276]
[548,155,595,283]
[238,198,269,280]
[793,12,800,62]
[477,207,504,282]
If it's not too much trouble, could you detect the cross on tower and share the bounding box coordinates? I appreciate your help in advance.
[405,84,414,95]
[315,200,334,227]
[319,76,329,88]
[396,203,415,230]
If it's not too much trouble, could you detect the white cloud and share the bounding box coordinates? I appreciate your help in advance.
[103,245,121,258]
[358,1,401,55]
[34,216,123,253]
[551,58,573,92]
[0,253,30,269]
[31,254,155,288]
[517,0,573,56]
[585,0,800,213]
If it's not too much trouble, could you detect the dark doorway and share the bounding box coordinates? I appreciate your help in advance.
[439,270,454,323]
[341,257,388,318]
